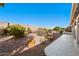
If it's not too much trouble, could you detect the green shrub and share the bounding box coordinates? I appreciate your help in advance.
[3,28,8,35]
[6,25,26,38]
[27,28,32,33]
[53,26,64,31]
[0,28,8,35]
[24,28,31,36]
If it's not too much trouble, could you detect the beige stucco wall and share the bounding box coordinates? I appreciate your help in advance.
[72,26,76,39]
[75,15,79,43]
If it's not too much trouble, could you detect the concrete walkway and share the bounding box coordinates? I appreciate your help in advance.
[44,33,79,56]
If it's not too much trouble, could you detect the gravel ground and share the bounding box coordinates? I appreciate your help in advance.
[0,33,61,56]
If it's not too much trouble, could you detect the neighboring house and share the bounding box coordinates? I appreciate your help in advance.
[70,3,79,43]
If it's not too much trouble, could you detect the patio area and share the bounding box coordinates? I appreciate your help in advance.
[44,32,79,56]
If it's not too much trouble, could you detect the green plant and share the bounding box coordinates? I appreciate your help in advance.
[3,28,8,35]
[0,27,8,35]
[27,28,32,33]
[24,28,32,36]
[53,26,64,31]
[6,25,26,38]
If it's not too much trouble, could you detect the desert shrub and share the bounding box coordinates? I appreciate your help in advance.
[6,25,26,38]
[24,27,32,36]
[48,29,52,33]
[44,33,50,39]
[27,28,32,33]
[36,28,48,36]
[0,28,8,35]
[3,28,8,35]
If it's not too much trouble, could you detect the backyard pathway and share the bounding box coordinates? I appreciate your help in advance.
[44,33,79,56]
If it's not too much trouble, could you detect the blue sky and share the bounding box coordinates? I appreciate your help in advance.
[0,3,72,28]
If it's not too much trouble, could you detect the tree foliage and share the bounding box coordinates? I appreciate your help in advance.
[53,26,64,31]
